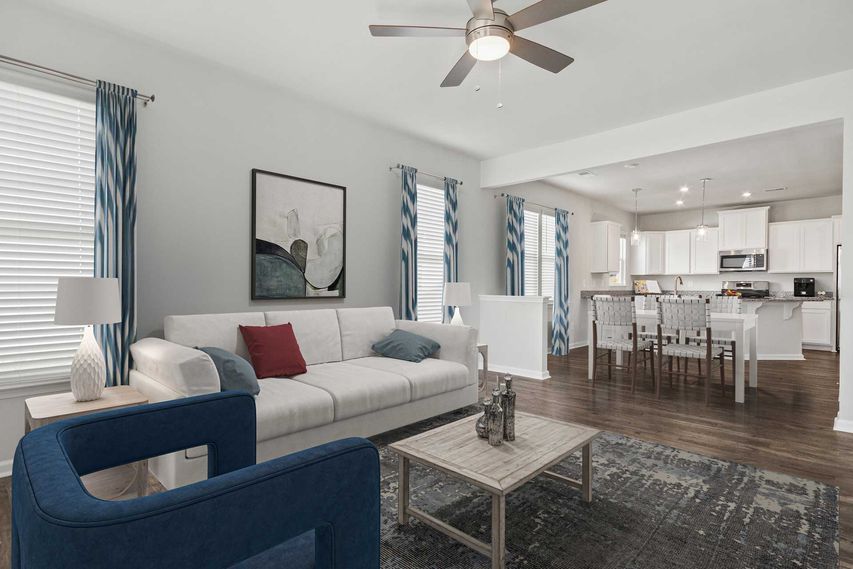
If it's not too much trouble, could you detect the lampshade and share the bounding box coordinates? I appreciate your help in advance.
[443,282,471,307]
[54,277,122,325]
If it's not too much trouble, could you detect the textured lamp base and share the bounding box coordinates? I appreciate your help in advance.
[450,306,465,326]
[70,326,106,402]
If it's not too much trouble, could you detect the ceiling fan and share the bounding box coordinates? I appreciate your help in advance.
[369,0,607,87]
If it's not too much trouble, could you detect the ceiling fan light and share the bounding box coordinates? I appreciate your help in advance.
[468,35,510,61]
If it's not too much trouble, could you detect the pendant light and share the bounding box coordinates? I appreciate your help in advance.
[631,188,642,246]
[696,178,711,241]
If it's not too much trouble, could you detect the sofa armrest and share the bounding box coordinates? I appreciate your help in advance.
[395,320,478,385]
[13,393,380,569]
[130,337,220,397]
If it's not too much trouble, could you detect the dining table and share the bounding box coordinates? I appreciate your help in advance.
[587,308,758,403]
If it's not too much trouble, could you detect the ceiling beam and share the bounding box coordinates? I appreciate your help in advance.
[480,69,853,189]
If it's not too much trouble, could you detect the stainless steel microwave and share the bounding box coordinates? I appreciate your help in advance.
[718,250,768,272]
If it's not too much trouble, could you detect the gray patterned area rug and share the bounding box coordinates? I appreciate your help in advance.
[371,407,839,569]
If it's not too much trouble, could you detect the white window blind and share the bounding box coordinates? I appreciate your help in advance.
[416,185,445,323]
[0,80,96,385]
[524,208,555,297]
[524,209,539,296]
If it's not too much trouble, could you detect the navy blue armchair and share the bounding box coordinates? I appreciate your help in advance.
[12,391,380,569]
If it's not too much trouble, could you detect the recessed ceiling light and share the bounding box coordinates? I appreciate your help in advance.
[679,186,689,193]
[577,170,596,177]
[742,192,752,198]
[624,163,640,169]
[676,200,684,206]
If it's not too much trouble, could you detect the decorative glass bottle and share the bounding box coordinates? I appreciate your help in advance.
[501,376,516,441]
[487,388,504,447]
[476,399,490,439]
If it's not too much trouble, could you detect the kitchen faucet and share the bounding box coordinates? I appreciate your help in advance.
[674,275,684,295]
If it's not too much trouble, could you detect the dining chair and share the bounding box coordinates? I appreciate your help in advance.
[591,295,655,392]
[656,297,725,405]
[700,295,741,390]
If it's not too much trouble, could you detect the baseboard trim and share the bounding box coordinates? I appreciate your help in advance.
[0,458,13,478]
[569,341,588,349]
[489,364,550,381]
[754,354,806,361]
[834,417,853,433]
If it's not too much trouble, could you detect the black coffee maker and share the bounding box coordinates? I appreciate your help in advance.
[794,277,816,297]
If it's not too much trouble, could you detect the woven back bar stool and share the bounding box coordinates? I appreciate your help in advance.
[656,297,724,404]
[591,295,655,392]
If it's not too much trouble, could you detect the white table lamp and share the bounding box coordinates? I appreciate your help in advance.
[54,277,121,402]
[443,282,472,326]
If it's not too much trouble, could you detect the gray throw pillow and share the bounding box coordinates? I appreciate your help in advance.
[372,329,440,363]
[198,347,260,395]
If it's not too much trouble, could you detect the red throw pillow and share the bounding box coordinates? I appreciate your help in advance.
[238,323,307,379]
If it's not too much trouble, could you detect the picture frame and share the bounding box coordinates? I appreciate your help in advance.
[251,169,346,300]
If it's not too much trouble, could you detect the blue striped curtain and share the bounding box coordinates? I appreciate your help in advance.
[400,165,418,320]
[505,195,525,295]
[443,178,459,323]
[94,81,137,386]
[551,208,571,355]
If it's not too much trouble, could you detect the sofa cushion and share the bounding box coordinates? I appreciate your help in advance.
[239,323,307,379]
[198,347,260,395]
[336,307,396,360]
[348,357,469,401]
[165,312,265,360]
[254,377,335,442]
[372,329,440,363]
[265,309,342,365]
[291,362,410,421]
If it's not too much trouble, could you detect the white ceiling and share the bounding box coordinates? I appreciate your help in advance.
[29,0,853,159]
[547,120,844,213]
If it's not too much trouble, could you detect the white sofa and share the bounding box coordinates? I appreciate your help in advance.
[129,306,479,489]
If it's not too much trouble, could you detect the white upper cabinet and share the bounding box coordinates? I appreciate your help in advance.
[665,230,692,275]
[590,221,622,273]
[768,222,800,272]
[631,231,665,275]
[690,227,719,274]
[768,218,833,273]
[800,219,833,272]
[833,215,843,245]
[718,207,769,251]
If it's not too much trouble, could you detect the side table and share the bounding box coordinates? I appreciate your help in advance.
[25,385,150,498]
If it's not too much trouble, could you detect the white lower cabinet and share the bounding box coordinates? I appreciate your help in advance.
[802,301,833,346]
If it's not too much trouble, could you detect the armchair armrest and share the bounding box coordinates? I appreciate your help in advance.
[13,393,380,569]
[395,320,478,384]
[130,337,220,396]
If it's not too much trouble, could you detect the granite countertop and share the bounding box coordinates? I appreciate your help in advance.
[580,289,834,301]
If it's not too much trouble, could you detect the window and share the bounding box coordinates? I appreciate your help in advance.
[0,80,96,385]
[416,184,444,323]
[524,208,555,297]
[609,236,627,286]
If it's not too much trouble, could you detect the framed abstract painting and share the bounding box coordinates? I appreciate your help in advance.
[251,169,346,299]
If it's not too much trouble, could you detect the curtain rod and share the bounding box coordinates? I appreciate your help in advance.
[389,164,463,186]
[494,193,574,215]
[0,54,155,105]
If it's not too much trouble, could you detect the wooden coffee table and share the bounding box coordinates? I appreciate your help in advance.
[390,412,601,569]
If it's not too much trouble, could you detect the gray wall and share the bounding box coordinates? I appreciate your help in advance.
[1,1,506,337]
[638,194,842,230]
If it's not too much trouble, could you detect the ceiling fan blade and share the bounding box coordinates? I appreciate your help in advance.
[510,35,574,73]
[508,0,607,31]
[441,51,477,87]
[466,0,495,20]
[369,25,466,37]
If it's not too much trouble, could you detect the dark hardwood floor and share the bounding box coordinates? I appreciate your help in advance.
[1,348,849,568]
